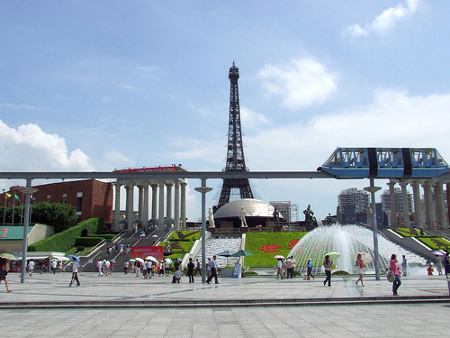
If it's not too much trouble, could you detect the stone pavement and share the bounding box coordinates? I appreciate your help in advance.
[0,272,449,337]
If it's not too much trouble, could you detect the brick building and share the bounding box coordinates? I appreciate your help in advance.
[1,179,113,224]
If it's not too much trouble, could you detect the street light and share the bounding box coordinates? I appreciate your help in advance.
[364,178,381,280]
[18,182,38,284]
[195,180,212,284]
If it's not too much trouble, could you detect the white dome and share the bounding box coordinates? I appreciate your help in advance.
[214,198,274,218]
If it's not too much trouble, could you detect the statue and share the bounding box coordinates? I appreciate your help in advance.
[273,207,280,226]
[208,208,215,228]
[303,204,314,224]
[240,206,248,227]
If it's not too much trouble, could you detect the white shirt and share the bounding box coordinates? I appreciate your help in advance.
[28,261,35,269]
[72,261,79,273]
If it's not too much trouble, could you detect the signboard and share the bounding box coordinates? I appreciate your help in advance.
[130,246,164,263]
[232,263,241,278]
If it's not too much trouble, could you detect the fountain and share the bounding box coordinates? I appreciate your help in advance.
[288,224,426,275]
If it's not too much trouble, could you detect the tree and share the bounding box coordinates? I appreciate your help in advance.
[29,202,78,233]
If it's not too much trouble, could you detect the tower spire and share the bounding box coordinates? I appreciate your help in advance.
[215,62,254,211]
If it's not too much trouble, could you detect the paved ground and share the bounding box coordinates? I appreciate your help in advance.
[0,271,449,337]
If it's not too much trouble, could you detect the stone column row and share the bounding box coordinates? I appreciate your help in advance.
[387,179,448,228]
[112,179,187,231]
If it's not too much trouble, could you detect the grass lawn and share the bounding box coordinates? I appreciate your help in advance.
[244,231,307,268]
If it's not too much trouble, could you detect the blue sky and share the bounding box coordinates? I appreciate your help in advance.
[2,0,450,221]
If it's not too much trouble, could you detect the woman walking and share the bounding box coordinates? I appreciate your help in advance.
[322,255,333,287]
[355,253,365,287]
[390,254,402,296]
[0,258,12,293]
[305,258,314,280]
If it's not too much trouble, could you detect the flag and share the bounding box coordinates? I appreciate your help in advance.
[14,193,21,202]
[5,193,11,198]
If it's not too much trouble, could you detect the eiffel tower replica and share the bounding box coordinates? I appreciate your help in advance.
[215,62,254,212]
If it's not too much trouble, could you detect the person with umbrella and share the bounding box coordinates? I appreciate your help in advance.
[68,255,80,287]
[0,258,12,293]
[322,255,333,287]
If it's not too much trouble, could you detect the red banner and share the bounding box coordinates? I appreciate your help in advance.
[130,246,164,262]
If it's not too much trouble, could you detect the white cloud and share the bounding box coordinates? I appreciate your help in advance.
[258,58,338,111]
[104,150,134,168]
[241,106,269,130]
[346,24,369,37]
[346,0,420,37]
[0,120,94,172]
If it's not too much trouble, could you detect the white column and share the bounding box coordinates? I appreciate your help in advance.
[125,183,135,231]
[151,182,158,219]
[138,184,144,220]
[422,180,435,228]
[113,182,122,231]
[174,180,180,229]
[410,180,424,228]
[434,181,447,227]
[400,181,410,227]
[180,180,187,227]
[143,183,149,228]
[158,180,165,226]
[388,181,397,228]
[166,181,173,219]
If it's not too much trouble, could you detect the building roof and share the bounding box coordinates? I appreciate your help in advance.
[0,226,33,241]
[214,198,275,218]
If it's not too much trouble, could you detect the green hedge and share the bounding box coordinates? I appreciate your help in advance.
[75,237,104,246]
[28,218,104,252]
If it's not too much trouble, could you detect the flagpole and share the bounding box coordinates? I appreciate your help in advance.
[2,189,6,226]
[12,192,15,226]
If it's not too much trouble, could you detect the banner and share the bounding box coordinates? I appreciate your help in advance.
[130,246,164,263]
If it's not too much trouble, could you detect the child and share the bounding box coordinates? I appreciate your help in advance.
[427,264,434,275]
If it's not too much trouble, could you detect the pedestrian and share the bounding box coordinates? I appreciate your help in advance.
[355,253,365,287]
[0,258,12,293]
[142,260,148,279]
[276,258,284,279]
[187,257,195,283]
[436,255,443,275]
[68,257,80,287]
[285,256,293,278]
[322,255,333,287]
[390,254,402,296]
[427,264,434,275]
[165,259,170,276]
[401,255,408,276]
[96,258,103,277]
[443,253,450,279]
[206,255,219,284]
[147,260,153,278]
[159,260,165,276]
[305,258,314,280]
[123,261,129,274]
[51,260,58,274]
[135,261,141,277]
[27,260,35,277]
[172,268,182,283]
[104,260,111,276]
[206,258,212,279]
[195,259,201,276]
[291,256,296,278]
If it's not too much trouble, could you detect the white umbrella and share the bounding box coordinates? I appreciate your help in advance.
[145,256,158,263]
[135,257,144,263]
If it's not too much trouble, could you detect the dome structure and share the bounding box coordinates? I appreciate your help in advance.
[214,198,277,228]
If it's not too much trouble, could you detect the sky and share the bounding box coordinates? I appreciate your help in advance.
[2,0,450,222]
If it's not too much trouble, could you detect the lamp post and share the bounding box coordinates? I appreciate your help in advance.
[18,181,38,284]
[364,178,381,280]
[195,179,212,284]
[2,188,6,226]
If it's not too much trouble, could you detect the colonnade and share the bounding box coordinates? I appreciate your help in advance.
[387,179,449,228]
[112,179,187,232]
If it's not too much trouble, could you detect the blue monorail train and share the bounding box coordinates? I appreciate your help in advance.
[317,147,449,179]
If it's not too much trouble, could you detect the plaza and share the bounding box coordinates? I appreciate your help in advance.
[0,271,449,337]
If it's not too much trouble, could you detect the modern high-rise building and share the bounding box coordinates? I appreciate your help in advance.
[380,187,414,213]
[338,188,370,213]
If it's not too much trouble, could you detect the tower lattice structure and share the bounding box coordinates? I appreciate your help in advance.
[216,62,254,211]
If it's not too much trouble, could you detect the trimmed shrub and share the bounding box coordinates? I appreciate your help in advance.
[75,237,104,247]
[28,217,104,252]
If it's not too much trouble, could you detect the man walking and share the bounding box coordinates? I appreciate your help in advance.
[206,255,219,284]
[68,257,80,287]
